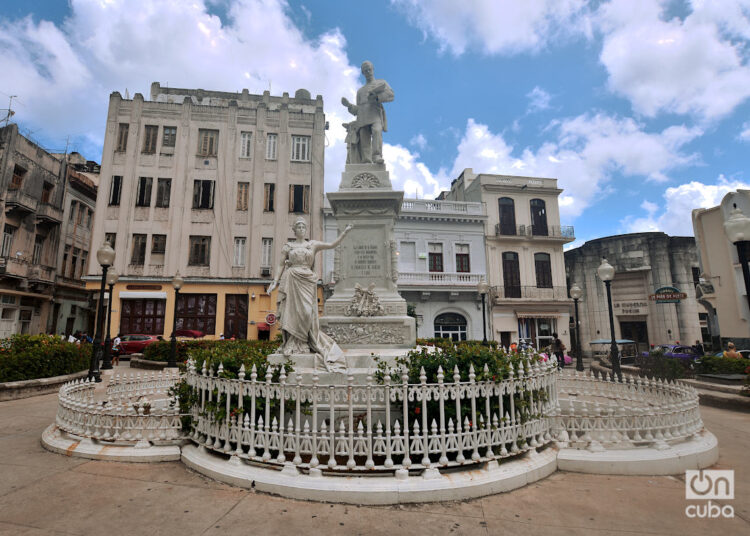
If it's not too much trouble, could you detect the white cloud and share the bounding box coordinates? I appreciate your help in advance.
[0,0,360,190]
[409,133,428,150]
[383,143,449,198]
[526,86,552,113]
[597,0,750,120]
[740,122,750,141]
[390,0,592,55]
[620,176,750,235]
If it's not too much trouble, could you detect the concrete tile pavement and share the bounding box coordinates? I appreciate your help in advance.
[0,388,747,535]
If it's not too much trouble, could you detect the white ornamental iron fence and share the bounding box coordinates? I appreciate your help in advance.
[185,356,559,474]
[556,370,704,451]
[55,371,182,447]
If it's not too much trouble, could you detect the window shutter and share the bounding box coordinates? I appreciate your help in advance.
[209,181,215,209]
[303,185,310,213]
[289,185,295,212]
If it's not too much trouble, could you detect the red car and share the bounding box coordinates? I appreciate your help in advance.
[117,334,161,355]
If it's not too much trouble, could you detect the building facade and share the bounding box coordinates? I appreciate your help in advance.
[443,169,574,350]
[565,233,705,356]
[86,83,326,340]
[692,190,750,349]
[323,197,488,340]
[49,152,99,337]
[0,125,65,337]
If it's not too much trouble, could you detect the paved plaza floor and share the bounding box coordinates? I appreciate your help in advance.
[0,370,747,535]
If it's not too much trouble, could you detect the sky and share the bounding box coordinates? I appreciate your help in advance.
[2,0,750,248]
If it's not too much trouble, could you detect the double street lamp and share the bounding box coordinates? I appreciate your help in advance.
[723,203,750,309]
[88,241,115,382]
[101,269,119,370]
[597,258,621,381]
[168,272,184,368]
[477,278,489,345]
[569,284,583,372]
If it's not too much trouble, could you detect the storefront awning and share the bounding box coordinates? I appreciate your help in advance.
[256,322,271,331]
[119,291,167,299]
[516,312,562,319]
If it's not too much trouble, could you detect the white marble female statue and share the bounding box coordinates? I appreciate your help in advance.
[266,218,353,372]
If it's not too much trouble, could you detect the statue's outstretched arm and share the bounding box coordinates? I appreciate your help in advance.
[266,249,289,294]
[316,224,354,252]
[341,97,358,116]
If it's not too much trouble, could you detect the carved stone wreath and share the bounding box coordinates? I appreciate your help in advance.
[351,173,381,188]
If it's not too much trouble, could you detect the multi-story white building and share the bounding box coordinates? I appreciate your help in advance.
[443,169,574,349]
[87,83,326,340]
[323,197,488,340]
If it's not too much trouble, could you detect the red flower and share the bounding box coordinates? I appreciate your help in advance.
[415,407,421,415]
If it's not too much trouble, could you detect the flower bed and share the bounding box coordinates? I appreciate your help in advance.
[143,339,279,363]
[0,334,90,382]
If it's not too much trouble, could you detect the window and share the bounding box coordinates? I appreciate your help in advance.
[109,176,123,206]
[266,133,277,160]
[498,197,516,235]
[428,243,443,273]
[692,266,701,287]
[290,135,310,161]
[116,123,129,152]
[135,177,152,207]
[10,165,26,189]
[502,252,521,298]
[155,178,171,208]
[69,201,77,222]
[175,293,217,335]
[32,235,44,265]
[152,234,166,254]
[530,199,548,236]
[188,236,211,265]
[120,299,166,335]
[85,209,92,229]
[105,233,116,249]
[237,182,249,211]
[233,237,246,266]
[162,126,176,147]
[81,250,88,274]
[70,248,80,278]
[2,225,16,256]
[41,182,54,204]
[288,184,310,213]
[261,238,273,267]
[264,183,275,212]
[398,241,416,272]
[76,204,85,225]
[198,129,219,157]
[534,252,553,288]
[455,244,470,273]
[240,131,252,158]
[142,125,158,154]
[62,245,70,275]
[434,313,467,341]
[192,180,215,209]
[131,234,147,265]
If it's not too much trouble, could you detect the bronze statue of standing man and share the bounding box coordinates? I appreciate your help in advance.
[341,61,394,165]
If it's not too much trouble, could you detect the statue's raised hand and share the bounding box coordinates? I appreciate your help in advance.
[341,97,351,108]
[344,224,354,233]
[266,280,278,295]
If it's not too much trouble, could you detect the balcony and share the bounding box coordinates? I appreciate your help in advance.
[493,285,570,301]
[28,265,55,283]
[0,257,28,278]
[36,202,63,225]
[494,224,575,242]
[401,199,485,216]
[398,271,486,287]
[4,189,38,214]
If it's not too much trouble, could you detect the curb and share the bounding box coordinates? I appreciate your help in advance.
[0,370,89,401]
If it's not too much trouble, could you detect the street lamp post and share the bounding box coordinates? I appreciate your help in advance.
[169,272,184,368]
[101,269,119,370]
[88,241,115,382]
[569,284,583,372]
[477,278,489,345]
[723,203,750,309]
[597,258,621,381]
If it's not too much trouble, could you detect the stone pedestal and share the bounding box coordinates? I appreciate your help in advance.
[319,163,416,350]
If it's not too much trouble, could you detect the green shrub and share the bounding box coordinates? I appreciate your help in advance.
[634,348,694,381]
[144,339,279,363]
[695,355,749,375]
[0,334,90,382]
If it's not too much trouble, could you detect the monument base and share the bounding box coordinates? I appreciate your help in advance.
[319,315,416,350]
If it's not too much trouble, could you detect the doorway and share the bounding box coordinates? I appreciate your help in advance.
[619,321,649,354]
[224,294,248,339]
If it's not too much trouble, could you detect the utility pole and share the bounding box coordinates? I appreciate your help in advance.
[4,95,17,127]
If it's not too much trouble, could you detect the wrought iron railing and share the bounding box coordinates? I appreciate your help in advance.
[494,224,575,239]
[494,285,569,300]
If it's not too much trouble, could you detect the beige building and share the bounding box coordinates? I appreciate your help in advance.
[86,83,326,340]
[442,169,574,349]
[692,190,750,349]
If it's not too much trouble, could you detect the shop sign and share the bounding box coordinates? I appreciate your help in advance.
[649,286,687,303]
[126,284,162,291]
[613,301,648,315]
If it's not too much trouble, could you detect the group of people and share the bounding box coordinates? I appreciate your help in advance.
[508,333,568,370]
[64,331,92,344]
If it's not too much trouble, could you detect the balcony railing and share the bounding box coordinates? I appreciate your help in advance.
[401,199,485,216]
[398,271,486,286]
[494,224,574,240]
[28,265,55,283]
[494,285,569,301]
[36,202,63,224]
[4,189,38,214]
[0,257,28,278]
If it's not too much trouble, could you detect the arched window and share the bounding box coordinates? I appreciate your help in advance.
[502,252,521,298]
[434,313,467,341]
[497,197,516,235]
[534,252,553,288]
[530,199,548,236]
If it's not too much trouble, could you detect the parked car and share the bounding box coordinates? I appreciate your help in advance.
[642,344,701,361]
[713,350,750,359]
[117,334,161,355]
[174,329,204,338]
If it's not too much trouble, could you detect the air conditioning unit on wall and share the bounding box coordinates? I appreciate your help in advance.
[260,267,271,277]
